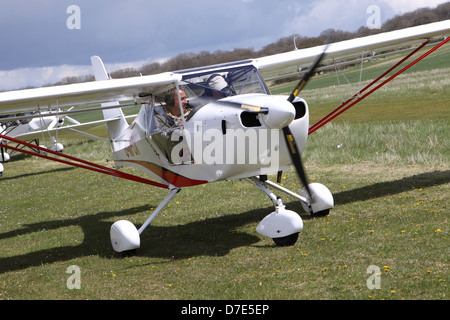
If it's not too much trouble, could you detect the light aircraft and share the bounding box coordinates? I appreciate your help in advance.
[0,20,449,254]
[0,105,137,166]
[0,110,77,163]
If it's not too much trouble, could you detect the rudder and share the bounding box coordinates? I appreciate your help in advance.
[90,56,129,143]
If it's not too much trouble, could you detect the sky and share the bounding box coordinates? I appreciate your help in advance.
[0,0,448,90]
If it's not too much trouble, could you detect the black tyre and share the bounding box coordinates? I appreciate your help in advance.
[273,233,299,246]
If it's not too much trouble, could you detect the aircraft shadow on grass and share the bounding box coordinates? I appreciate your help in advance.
[1,166,75,181]
[0,169,448,273]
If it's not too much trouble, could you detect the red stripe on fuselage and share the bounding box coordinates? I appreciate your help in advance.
[115,160,208,187]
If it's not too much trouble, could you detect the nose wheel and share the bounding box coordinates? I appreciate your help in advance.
[250,176,334,246]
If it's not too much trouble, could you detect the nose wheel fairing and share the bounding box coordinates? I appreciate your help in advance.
[250,176,334,246]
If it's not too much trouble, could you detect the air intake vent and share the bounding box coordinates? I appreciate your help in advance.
[293,101,306,119]
[240,112,262,127]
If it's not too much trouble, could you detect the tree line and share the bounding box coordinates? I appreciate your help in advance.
[49,2,450,86]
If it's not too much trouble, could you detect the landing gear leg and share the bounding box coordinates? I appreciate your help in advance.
[250,177,304,246]
[250,176,334,246]
[264,178,334,217]
[110,186,181,254]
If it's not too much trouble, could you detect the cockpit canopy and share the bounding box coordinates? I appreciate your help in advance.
[178,63,269,100]
[140,63,273,164]
[145,63,269,135]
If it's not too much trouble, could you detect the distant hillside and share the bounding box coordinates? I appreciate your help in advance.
[49,2,450,86]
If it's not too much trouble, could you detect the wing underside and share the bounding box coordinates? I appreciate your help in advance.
[0,72,182,115]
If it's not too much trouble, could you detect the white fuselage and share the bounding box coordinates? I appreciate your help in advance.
[111,94,309,187]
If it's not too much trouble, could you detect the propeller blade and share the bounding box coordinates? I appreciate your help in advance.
[287,47,327,103]
[282,126,312,203]
[283,48,327,206]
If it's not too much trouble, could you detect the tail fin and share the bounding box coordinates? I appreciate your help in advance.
[90,56,129,144]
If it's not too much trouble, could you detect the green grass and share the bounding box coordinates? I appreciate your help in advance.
[0,135,447,300]
[306,120,449,166]
[0,44,449,300]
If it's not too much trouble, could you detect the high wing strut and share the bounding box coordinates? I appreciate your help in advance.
[308,37,450,134]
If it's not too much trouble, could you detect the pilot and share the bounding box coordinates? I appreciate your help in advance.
[154,88,191,132]
[150,88,192,163]
[189,74,233,109]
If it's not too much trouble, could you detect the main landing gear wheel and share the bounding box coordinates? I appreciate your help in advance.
[300,183,334,217]
[120,249,137,257]
[311,209,330,218]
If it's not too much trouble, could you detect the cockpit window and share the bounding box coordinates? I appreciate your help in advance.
[180,65,267,99]
[145,65,267,135]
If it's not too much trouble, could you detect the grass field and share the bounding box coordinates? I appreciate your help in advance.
[0,42,448,301]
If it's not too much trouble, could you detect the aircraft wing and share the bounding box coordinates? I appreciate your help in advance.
[0,72,182,116]
[254,20,450,80]
[0,20,449,117]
